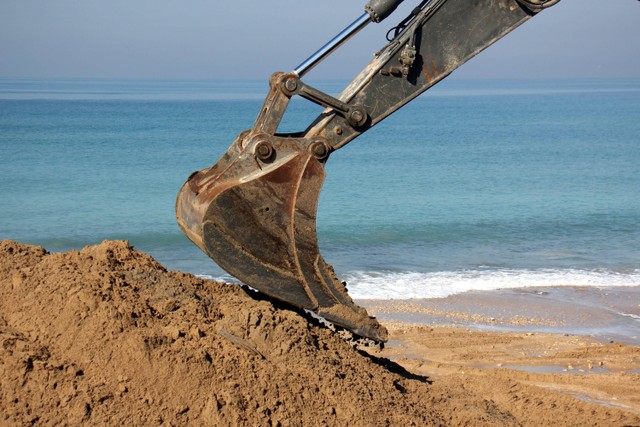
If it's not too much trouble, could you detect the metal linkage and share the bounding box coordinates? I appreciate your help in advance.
[280,74,368,128]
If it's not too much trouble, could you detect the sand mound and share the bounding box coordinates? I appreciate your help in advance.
[0,240,447,426]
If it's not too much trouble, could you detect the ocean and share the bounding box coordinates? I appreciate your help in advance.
[1,77,639,301]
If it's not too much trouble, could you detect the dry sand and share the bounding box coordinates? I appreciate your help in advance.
[1,240,639,426]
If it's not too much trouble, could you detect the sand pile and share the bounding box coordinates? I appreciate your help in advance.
[0,240,446,426]
[1,240,638,426]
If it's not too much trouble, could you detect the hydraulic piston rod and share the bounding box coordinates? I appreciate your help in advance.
[293,0,405,77]
[293,13,372,77]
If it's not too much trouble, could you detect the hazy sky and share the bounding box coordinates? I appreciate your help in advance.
[1,0,639,81]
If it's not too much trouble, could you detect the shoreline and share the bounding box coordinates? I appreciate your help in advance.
[358,285,640,418]
[358,284,640,346]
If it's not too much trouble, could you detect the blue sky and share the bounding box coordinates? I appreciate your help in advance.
[1,0,639,80]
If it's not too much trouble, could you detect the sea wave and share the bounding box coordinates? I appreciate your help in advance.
[195,268,640,301]
[343,268,640,300]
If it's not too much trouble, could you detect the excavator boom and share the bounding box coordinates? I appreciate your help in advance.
[177,0,560,342]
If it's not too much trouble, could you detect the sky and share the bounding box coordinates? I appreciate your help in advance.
[1,0,639,81]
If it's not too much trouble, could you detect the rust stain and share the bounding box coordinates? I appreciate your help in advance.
[421,55,433,83]
[430,58,440,78]
[421,54,442,83]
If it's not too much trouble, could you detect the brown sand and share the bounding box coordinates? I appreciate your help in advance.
[1,240,639,426]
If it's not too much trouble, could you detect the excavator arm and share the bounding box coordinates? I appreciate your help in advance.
[176,0,560,343]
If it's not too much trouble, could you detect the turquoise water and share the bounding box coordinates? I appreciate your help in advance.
[1,77,639,299]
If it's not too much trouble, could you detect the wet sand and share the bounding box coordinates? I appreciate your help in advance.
[366,323,640,420]
[359,285,640,345]
[358,287,640,420]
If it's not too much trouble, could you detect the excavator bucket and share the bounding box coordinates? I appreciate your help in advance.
[175,0,562,345]
[176,130,388,342]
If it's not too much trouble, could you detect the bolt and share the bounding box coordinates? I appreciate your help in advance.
[334,126,343,135]
[284,78,298,93]
[350,110,363,123]
[347,106,368,127]
[255,141,273,160]
[310,141,329,160]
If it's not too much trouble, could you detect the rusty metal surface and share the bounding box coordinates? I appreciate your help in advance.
[177,72,389,341]
[177,129,389,342]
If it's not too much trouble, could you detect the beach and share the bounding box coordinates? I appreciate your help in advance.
[1,77,639,425]
[372,324,640,424]
[1,240,638,426]
[365,289,640,424]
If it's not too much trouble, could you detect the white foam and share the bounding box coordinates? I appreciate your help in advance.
[196,268,640,300]
[196,273,240,283]
[618,312,640,321]
[343,268,640,300]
